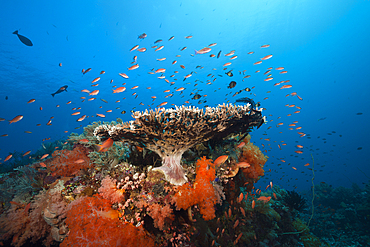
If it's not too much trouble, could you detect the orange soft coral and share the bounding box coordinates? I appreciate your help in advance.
[61,195,155,247]
[238,135,268,189]
[173,157,218,220]
[45,145,91,177]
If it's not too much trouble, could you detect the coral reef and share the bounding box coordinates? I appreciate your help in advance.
[94,104,265,185]
[0,104,337,247]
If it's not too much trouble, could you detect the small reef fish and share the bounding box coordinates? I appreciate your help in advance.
[13,30,33,46]
[227,81,236,89]
[119,73,129,79]
[83,68,92,74]
[155,46,164,51]
[4,154,12,162]
[225,71,233,77]
[97,138,114,152]
[77,115,86,122]
[155,68,166,73]
[51,85,68,97]
[9,115,23,124]
[214,155,228,166]
[113,87,126,93]
[138,33,147,39]
[261,54,273,60]
[195,47,211,54]
[257,196,271,203]
[128,64,139,70]
[130,45,139,51]
[92,77,100,83]
[217,51,221,58]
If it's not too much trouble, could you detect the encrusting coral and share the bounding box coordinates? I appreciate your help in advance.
[94,104,265,186]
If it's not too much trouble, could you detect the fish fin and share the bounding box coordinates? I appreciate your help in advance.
[13,30,18,35]
[95,144,103,152]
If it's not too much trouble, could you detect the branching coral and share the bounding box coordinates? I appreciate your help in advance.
[172,157,219,220]
[45,145,91,177]
[94,104,265,186]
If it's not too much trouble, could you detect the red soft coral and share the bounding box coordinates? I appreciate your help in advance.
[173,157,218,220]
[61,195,155,247]
[45,145,91,177]
[98,175,125,204]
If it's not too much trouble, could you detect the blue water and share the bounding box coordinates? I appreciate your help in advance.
[1,0,369,192]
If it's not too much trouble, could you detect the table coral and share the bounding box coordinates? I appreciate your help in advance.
[94,104,265,186]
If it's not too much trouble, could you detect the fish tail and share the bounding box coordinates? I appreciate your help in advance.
[194,50,198,55]
[51,93,55,97]
[13,30,18,35]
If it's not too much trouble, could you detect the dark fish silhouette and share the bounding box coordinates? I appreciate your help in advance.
[192,94,201,100]
[13,30,33,46]
[217,50,221,58]
[51,85,68,97]
[227,81,237,89]
[225,70,233,77]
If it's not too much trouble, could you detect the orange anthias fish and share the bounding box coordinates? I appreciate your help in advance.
[113,87,126,93]
[237,162,250,168]
[195,47,211,55]
[9,115,23,124]
[214,155,228,166]
[258,196,271,203]
[97,138,114,152]
[4,154,13,162]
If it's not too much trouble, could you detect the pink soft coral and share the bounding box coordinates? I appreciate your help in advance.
[98,175,125,203]
[147,203,174,230]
